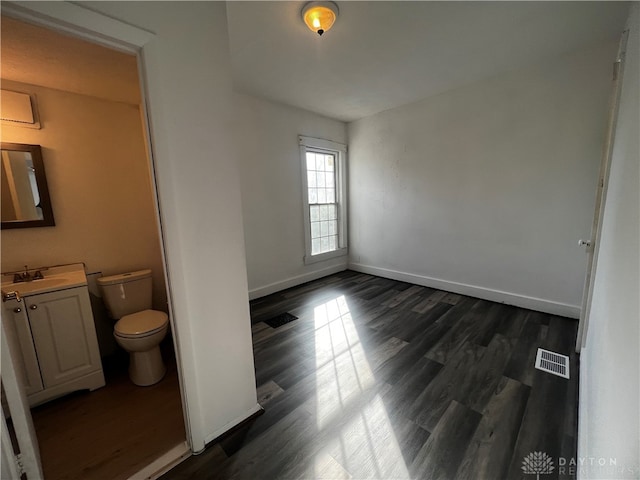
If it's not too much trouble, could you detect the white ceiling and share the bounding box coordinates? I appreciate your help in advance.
[1,2,629,121]
[226,1,630,122]
[1,16,140,105]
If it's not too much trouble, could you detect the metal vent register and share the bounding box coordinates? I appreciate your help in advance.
[535,348,570,379]
[265,312,298,329]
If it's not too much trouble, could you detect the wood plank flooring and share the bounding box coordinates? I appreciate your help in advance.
[164,271,579,480]
[31,348,186,480]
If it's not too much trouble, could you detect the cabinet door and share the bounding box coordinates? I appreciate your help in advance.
[1,300,43,396]
[26,287,102,389]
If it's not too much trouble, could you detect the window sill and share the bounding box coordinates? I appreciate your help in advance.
[304,247,348,265]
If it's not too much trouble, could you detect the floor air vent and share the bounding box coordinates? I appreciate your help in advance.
[265,312,299,329]
[535,348,570,379]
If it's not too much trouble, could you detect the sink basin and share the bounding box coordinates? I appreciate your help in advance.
[4,278,69,295]
[1,264,87,297]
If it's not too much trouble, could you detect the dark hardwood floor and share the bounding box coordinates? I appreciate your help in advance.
[165,271,579,480]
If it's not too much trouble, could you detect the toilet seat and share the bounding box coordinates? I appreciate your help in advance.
[115,309,168,338]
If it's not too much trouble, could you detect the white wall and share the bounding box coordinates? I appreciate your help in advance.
[234,93,347,299]
[0,80,167,311]
[348,42,617,317]
[73,1,259,450]
[578,5,639,478]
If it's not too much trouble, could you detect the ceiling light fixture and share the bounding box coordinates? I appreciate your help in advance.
[301,1,339,36]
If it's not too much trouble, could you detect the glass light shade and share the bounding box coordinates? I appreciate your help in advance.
[302,2,338,36]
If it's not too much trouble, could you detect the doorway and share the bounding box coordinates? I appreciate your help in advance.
[0,14,189,479]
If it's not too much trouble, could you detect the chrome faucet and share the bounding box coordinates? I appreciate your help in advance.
[22,266,32,282]
[13,266,31,282]
[12,265,43,283]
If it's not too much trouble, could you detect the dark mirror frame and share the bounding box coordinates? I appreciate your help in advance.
[1,142,55,229]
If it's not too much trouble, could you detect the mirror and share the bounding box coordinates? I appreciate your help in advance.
[1,143,55,229]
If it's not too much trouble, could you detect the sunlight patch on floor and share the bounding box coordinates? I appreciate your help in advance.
[313,296,410,479]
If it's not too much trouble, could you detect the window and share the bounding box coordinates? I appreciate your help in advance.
[299,135,347,264]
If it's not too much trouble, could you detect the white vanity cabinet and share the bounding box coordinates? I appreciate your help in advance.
[2,284,105,407]
[27,286,104,391]
[3,301,43,396]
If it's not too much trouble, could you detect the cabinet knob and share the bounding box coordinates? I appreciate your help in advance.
[13,307,22,313]
[29,304,38,310]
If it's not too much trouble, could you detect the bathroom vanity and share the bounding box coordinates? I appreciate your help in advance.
[1,263,105,406]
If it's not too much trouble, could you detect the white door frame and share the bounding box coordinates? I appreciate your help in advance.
[575,30,629,352]
[1,0,195,450]
[1,309,44,479]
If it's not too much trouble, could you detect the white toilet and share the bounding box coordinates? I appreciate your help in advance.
[97,269,169,386]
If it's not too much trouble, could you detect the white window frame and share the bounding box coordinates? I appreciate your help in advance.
[299,135,348,265]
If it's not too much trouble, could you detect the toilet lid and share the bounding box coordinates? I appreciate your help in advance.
[115,310,168,336]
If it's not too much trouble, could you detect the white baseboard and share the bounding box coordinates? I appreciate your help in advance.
[348,262,580,319]
[248,263,348,300]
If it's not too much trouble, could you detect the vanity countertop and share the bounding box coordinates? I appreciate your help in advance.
[1,263,87,297]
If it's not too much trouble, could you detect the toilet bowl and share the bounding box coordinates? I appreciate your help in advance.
[114,310,169,386]
[97,269,169,386]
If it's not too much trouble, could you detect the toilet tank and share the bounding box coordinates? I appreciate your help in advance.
[97,269,153,319]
